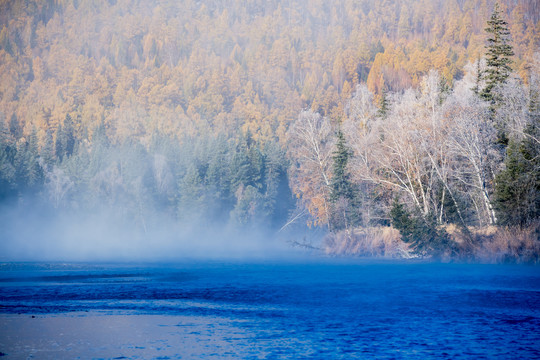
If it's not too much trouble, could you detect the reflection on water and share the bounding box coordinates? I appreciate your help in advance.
[1,261,539,359]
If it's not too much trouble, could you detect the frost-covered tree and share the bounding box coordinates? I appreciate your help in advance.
[287,110,334,226]
[446,84,499,225]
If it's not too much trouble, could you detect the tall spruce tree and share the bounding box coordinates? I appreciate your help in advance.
[64,114,75,158]
[14,128,44,193]
[330,129,361,231]
[377,87,390,120]
[481,3,514,105]
[56,114,76,161]
[0,120,16,199]
[41,128,55,168]
[55,122,64,161]
[472,58,484,96]
[9,114,22,140]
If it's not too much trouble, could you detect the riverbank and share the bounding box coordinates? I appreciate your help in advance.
[323,223,540,263]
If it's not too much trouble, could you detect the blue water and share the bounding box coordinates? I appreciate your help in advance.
[1,261,539,359]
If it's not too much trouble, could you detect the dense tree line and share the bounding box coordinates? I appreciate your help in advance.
[0,0,537,150]
[0,121,293,234]
[0,1,538,259]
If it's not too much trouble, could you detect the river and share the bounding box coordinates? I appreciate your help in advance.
[0,261,539,359]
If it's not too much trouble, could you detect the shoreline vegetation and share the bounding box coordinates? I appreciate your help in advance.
[0,1,538,263]
[322,223,540,263]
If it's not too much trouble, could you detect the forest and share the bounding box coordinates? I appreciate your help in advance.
[0,0,538,261]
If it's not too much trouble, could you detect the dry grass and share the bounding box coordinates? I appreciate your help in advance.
[324,222,540,263]
[443,222,540,263]
[472,222,540,263]
[324,227,412,258]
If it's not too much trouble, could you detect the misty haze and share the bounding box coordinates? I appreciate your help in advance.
[0,0,539,358]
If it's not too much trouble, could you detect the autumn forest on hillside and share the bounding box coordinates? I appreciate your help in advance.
[0,0,539,261]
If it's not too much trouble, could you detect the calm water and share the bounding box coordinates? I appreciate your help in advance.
[1,261,539,359]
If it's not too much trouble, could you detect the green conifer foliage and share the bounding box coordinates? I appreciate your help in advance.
[41,128,55,168]
[9,114,22,140]
[472,58,484,96]
[178,164,206,221]
[55,114,76,161]
[329,129,361,231]
[481,3,514,104]
[390,199,455,258]
[494,121,540,227]
[14,128,44,193]
[55,123,64,161]
[64,114,75,158]
[377,87,389,120]
[0,121,16,199]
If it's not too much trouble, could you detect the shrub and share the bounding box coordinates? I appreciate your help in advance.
[389,199,457,258]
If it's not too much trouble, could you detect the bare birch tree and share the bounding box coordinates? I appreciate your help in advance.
[152,153,174,196]
[342,84,385,225]
[496,77,530,141]
[46,166,73,208]
[446,72,500,225]
[356,88,438,216]
[287,109,334,226]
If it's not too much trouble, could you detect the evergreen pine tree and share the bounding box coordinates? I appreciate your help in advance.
[205,137,231,210]
[14,128,44,193]
[0,120,16,199]
[390,199,455,258]
[230,136,252,190]
[377,87,389,120]
[230,131,264,190]
[178,164,206,221]
[55,123,64,161]
[25,128,44,190]
[438,76,451,104]
[9,114,22,140]
[480,3,514,105]
[330,129,361,231]
[472,58,484,96]
[248,143,264,189]
[529,77,540,115]
[41,128,55,168]
[92,121,110,147]
[63,113,75,158]
[494,121,540,227]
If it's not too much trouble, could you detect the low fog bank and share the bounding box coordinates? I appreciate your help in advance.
[0,200,311,262]
[0,130,308,261]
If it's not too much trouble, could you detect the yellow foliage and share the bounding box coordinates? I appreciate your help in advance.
[0,0,535,147]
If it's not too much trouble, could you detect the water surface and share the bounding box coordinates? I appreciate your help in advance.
[0,261,539,359]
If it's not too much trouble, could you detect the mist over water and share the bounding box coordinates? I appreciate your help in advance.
[0,197,303,262]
